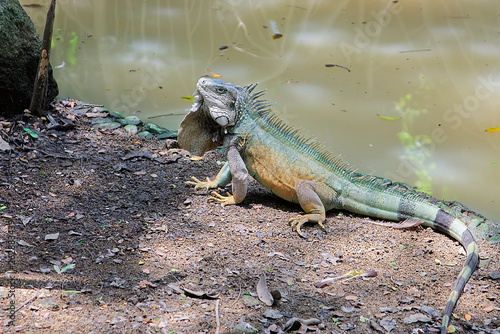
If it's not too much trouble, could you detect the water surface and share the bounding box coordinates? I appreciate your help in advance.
[23,0,500,220]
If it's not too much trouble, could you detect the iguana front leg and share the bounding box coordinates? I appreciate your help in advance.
[208,144,248,206]
[186,161,232,190]
[290,180,339,237]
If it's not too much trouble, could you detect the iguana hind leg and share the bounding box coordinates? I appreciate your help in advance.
[289,180,332,237]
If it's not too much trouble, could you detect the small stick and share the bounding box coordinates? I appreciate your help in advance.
[15,292,39,313]
[215,299,220,333]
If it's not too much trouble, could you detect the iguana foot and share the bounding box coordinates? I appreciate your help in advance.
[289,214,326,237]
[208,191,236,206]
[186,176,219,190]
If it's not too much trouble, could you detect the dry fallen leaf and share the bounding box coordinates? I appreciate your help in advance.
[137,280,156,288]
[257,274,274,306]
[483,305,497,312]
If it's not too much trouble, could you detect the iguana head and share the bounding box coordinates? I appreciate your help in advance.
[178,78,245,156]
[194,78,244,127]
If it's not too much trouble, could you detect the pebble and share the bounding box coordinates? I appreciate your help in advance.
[489,269,500,280]
[263,309,283,319]
[232,322,258,334]
[241,295,260,307]
[45,232,59,240]
[403,313,431,324]
[39,298,58,310]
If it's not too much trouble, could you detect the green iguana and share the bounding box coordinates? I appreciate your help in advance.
[177,78,479,334]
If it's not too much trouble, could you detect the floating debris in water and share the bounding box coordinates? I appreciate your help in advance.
[269,20,283,39]
[484,127,500,132]
[54,61,65,69]
[325,64,351,72]
[376,113,402,121]
[205,68,222,78]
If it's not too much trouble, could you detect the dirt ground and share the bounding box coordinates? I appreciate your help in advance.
[0,101,499,334]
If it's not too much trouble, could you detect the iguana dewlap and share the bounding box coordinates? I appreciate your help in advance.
[177,78,479,334]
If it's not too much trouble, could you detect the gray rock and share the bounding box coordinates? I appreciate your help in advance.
[0,0,58,115]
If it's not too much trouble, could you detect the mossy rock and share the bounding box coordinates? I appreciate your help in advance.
[123,115,142,126]
[91,107,110,114]
[143,123,167,134]
[91,117,112,125]
[157,130,178,140]
[138,131,154,139]
[95,122,122,130]
[109,111,125,119]
[124,125,138,135]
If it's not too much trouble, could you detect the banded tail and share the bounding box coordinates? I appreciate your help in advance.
[428,209,479,333]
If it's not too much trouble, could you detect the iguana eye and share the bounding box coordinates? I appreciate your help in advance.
[215,87,227,94]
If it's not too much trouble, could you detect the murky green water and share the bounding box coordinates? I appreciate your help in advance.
[23,0,499,220]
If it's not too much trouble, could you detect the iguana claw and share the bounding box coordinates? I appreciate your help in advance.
[289,214,326,238]
[186,176,218,190]
[208,191,236,206]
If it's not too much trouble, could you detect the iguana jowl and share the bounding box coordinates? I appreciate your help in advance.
[177,78,479,334]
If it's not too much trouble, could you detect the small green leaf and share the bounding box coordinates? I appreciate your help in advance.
[61,263,75,273]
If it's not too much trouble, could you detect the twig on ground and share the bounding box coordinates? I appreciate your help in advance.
[215,299,220,334]
[15,292,39,313]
